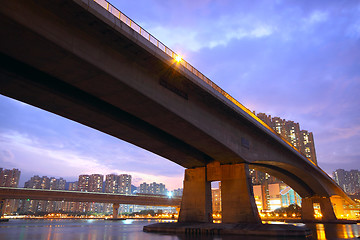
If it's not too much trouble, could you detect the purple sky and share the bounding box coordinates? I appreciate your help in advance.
[1,0,359,189]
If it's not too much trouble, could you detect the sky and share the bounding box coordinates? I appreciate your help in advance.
[1,0,359,189]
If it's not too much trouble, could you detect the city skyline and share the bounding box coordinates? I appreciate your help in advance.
[0,1,359,189]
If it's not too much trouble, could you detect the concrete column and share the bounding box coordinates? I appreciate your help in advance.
[301,197,315,221]
[301,196,337,221]
[113,203,119,219]
[178,167,212,223]
[318,197,337,221]
[330,196,344,218]
[221,163,261,224]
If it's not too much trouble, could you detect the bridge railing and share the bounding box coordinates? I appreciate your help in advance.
[93,0,315,166]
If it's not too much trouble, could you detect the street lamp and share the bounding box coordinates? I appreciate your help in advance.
[167,191,173,198]
[175,55,182,63]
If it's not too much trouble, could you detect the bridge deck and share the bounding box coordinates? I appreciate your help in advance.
[0,187,181,206]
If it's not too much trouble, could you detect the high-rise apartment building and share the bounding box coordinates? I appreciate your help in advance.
[21,175,67,213]
[173,188,183,197]
[253,182,289,211]
[212,185,221,214]
[89,174,103,192]
[104,174,132,214]
[299,130,317,164]
[333,169,360,194]
[284,121,301,149]
[49,177,66,190]
[21,175,51,213]
[78,175,90,192]
[104,174,118,213]
[0,168,21,214]
[46,177,66,212]
[249,112,316,211]
[63,181,79,213]
[119,174,131,195]
[139,182,149,194]
[256,112,317,165]
[78,174,103,192]
[150,182,166,195]
[105,174,119,193]
[348,170,360,194]
[139,182,166,195]
[24,175,42,189]
[280,186,302,207]
[77,174,103,212]
[249,170,281,185]
[24,175,51,190]
[68,181,78,191]
[104,174,132,194]
[0,168,21,187]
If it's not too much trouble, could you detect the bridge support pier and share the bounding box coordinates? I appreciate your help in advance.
[301,196,337,221]
[178,167,212,222]
[113,203,119,219]
[221,163,261,223]
[330,195,345,218]
[178,163,260,224]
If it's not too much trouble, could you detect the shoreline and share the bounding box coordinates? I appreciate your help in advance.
[2,217,359,224]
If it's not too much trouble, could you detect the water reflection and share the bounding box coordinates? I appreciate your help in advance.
[0,219,358,240]
[306,223,360,240]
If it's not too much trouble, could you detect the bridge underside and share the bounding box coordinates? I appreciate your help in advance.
[0,0,354,223]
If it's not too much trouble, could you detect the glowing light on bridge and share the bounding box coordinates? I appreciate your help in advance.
[175,55,182,63]
[167,191,173,198]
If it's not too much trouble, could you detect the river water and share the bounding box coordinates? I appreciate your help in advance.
[0,219,358,240]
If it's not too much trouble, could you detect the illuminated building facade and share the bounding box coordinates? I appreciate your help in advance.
[256,112,317,164]
[213,181,298,214]
[89,174,103,192]
[77,174,104,212]
[20,175,66,213]
[119,174,131,195]
[253,182,288,211]
[139,182,166,195]
[280,186,302,207]
[45,177,66,212]
[333,169,360,194]
[212,186,221,214]
[78,175,90,192]
[247,112,317,212]
[104,174,132,213]
[63,181,78,212]
[299,130,317,164]
[0,168,20,214]
[0,168,21,187]
[68,181,78,191]
[139,182,149,194]
[173,188,183,197]
[21,176,50,213]
[105,174,119,193]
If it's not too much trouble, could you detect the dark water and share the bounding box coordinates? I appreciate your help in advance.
[0,219,358,240]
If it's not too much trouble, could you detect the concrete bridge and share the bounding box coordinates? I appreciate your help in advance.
[0,0,354,224]
[0,187,180,218]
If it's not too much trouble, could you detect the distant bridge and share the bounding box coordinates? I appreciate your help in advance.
[0,187,181,206]
[0,0,354,223]
[0,187,181,218]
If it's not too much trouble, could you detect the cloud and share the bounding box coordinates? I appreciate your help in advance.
[1,0,360,189]
[305,10,328,24]
[0,150,15,165]
[0,102,184,190]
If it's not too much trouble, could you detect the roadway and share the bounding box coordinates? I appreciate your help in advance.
[0,187,181,206]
